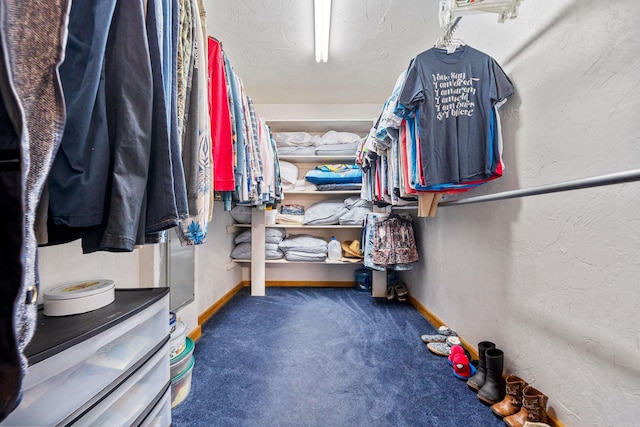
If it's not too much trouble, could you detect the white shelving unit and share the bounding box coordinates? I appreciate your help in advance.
[267,224,363,229]
[241,117,389,296]
[284,190,361,195]
[236,259,363,265]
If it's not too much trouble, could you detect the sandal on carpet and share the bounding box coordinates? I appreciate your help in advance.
[420,333,448,344]
[437,326,456,336]
[426,341,452,357]
[385,286,395,300]
[427,335,462,357]
[394,283,408,301]
[446,336,461,347]
[420,326,456,343]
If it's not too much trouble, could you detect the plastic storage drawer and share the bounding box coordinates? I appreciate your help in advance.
[70,341,170,426]
[140,387,172,427]
[1,293,169,426]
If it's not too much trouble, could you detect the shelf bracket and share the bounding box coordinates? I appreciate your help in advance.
[439,0,524,27]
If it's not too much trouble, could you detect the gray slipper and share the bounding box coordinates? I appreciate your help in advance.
[421,333,448,343]
[420,326,456,343]
[427,342,452,356]
[446,336,461,346]
[426,335,462,356]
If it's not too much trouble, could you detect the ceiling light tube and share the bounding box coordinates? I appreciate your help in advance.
[314,0,331,62]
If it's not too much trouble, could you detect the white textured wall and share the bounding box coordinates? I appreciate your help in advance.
[403,1,640,426]
[38,208,242,337]
[38,240,141,297]
[175,207,244,334]
[256,104,381,121]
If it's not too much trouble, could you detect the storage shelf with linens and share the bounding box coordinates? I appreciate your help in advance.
[230,118,374,296]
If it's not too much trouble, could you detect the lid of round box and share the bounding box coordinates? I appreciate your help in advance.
[44,279,115,300]
[171,337,195,365]
[43,280,116,317]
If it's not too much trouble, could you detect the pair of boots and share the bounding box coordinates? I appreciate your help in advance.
[467,341,505,405]
[491,375,549,427]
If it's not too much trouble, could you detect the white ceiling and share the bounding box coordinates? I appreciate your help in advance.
[203,0,532,105]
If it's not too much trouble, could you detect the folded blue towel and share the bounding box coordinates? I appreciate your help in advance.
[305,164,362,185]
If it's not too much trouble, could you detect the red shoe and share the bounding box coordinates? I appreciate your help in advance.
[447,344,465,366]
[453,353,477,380]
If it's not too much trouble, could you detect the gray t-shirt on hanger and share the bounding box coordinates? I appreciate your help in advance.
[396,45,514,186]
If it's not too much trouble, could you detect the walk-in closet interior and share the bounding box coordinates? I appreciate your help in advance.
[1,0,638,426]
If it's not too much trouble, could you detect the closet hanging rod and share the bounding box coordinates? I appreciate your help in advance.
[438,168,640,207]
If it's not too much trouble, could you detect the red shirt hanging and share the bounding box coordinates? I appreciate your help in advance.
[208,37,235,191]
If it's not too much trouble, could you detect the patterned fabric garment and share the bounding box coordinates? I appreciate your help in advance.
[194,0,212,223]
[0,0,71,419]
[373,215,419,266]
[225,60,246,191]
[246,96,264,204]
[175,0,212,246]
[176,0,192,143]
[257,119,273,203]
[236,77,253,202]
[221,52,237,211]
[196,0,206,43]
[363,214,387,271]
[374,69,407,151]
[223,53,237,177]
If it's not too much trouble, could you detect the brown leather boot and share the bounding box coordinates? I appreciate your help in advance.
[491,374,526,418]
[522,386,548,424]
[504,385,548,427]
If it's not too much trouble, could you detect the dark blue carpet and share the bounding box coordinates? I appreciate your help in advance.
[172,287,502,427]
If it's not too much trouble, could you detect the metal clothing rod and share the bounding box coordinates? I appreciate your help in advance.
[439,168,640,207]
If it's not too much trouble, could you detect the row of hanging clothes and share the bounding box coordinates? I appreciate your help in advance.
[40,0,278,253]
[1,0,281,418]
[357,20,515,208]
[219,54,283,211]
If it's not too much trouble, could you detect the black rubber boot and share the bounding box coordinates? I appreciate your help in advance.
[477,348,506,405]
[466,341,495,391]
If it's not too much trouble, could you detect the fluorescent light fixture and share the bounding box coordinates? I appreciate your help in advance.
[314,0,331,62]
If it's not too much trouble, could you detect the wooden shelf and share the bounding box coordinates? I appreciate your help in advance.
[284,190,361,195]
[265,224,362,229]
[233,259,363,265]
[278,155,357,163]
[267,119,372,134]
[228,220,364,232]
